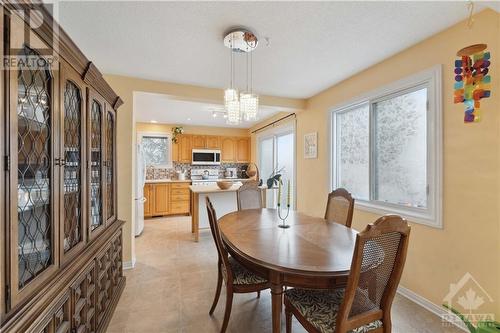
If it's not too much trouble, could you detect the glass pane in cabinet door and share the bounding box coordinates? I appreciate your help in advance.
[106,111,114,220]
[90,101,102,230]
[16,46,53,288]
[63,81,82,251]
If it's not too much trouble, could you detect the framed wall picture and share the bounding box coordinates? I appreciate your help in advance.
[304,132,317,159]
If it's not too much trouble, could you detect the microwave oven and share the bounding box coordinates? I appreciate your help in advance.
[192,149,221,165]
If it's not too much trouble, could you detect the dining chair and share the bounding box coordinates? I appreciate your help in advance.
[324,188,355,228]
[236,181,263,210]
[206,197,270,333]
[284,215,411,333]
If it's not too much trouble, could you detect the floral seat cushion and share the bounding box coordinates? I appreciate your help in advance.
[226,256,267,285]
[285,288,382,333]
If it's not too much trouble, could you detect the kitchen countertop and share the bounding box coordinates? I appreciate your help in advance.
[189,183,267,194]
[145,179,191,184]
[189,184,242,194]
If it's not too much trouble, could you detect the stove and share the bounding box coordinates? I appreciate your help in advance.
[191,168,219,186]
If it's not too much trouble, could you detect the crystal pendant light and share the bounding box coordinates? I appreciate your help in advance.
[240,93,258,121]
[223,29,259,125]
[224,36,240,124]
[240,47,259,121]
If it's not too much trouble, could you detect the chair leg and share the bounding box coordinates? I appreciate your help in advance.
[209,268,223,315]
[285,308,292,333]
[221,290,234,333]
[257,291,260,298]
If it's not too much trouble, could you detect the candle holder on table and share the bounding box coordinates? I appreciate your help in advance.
[277,203,290,229]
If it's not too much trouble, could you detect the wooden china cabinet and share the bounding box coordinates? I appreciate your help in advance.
[1,2,124,333]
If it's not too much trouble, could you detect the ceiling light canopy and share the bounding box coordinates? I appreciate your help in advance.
[223,28,259,125]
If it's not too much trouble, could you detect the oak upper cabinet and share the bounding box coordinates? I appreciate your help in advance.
[191,135,206,149]
[174,134,192,163]
[87,89,106,240]
[59,61,86,265]
[206,135,221,149]
[153,184,170,215]
[143,184,153,217]
[7,13,60,307]
[236,137,251,163]
[221,137,236,162]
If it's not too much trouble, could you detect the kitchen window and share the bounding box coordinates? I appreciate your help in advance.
[330,66,442,228]
[139,133,172,168]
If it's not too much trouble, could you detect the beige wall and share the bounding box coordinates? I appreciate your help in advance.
[284,9,499,316]
[137,122,249,137]
[103,75,304,265]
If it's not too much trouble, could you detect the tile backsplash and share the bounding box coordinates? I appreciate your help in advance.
[145,162,249,180]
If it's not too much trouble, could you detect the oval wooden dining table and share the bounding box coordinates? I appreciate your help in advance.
[218,208,359,333]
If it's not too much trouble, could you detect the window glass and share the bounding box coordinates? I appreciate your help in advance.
[142,136,169,166]
[335,104,370,200]
[373,88,427,208]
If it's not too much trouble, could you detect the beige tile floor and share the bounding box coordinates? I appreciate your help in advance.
[107,216,463,333]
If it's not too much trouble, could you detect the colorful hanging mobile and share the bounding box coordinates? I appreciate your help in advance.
[454,44,491,123]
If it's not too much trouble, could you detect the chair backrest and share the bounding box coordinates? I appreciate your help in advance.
[324,188,354,228]
[206,197,233,284]
[236,182,263,210]
[335,215,410,332]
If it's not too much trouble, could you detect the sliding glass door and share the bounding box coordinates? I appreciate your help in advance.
[258,130,295,208]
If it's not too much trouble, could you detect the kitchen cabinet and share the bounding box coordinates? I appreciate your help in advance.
[143,184,153,217]
[221,137,236,162]
[191,135,220,149]
[173,134,192,163]
[1,4,124,333]
[143,182,190,217]
[206,136,221,149]
[191,135,206,149]
[236,137,251,163]
[153,183,170,215]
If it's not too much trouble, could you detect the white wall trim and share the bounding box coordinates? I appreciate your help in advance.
[397,286,467,332]
[123,257,136,270]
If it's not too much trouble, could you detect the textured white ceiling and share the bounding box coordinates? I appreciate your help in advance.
[134,92,290,128]
[56,1,481,99]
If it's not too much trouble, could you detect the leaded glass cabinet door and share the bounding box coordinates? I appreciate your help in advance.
[8,41,60,305]
[105,108,117,224]
[59,62,86,264]
[87,90,105,240]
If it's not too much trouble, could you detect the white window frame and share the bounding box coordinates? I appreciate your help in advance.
[329,65,442,228]
[137,131,173,168]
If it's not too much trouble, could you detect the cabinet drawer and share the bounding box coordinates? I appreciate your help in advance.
[171,188,190,195]
[170,201,190,214]
[171,183,190,189]
[171,194,190,201]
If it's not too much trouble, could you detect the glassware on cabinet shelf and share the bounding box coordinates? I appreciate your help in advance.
[16,45,53,288]
[90,100,102,231]
[63,80,83,251]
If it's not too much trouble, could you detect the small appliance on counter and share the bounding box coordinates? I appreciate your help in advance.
[225,167,238,179]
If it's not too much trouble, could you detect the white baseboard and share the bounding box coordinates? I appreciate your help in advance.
[123,257,136,270]
[397,286,467,332]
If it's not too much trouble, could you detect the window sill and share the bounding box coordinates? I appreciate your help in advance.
[354,200,442,229]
